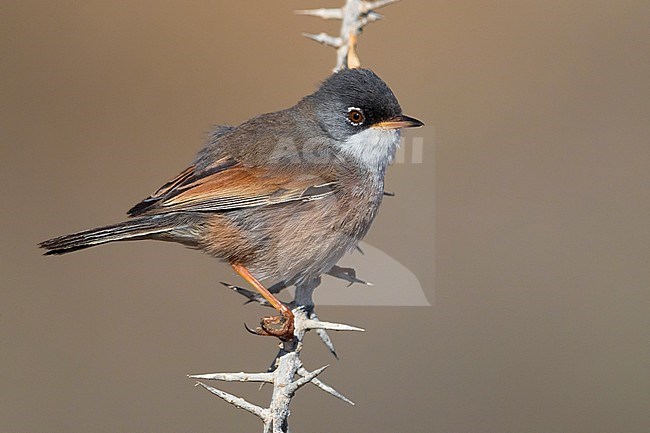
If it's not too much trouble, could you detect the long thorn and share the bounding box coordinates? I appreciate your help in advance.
[298,367,355,405]
[287,365,329,394]
[302,32,343,48]
[295,8,343,20]
[195,382,267,419]
[189,372,274,382]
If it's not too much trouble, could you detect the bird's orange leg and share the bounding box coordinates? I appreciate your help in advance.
[231,263,294,341]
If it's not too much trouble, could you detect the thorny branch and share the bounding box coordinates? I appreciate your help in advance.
[298,0,401,71]
[192,282,363,433]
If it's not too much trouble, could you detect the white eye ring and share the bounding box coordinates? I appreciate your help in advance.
[346,107,365,126]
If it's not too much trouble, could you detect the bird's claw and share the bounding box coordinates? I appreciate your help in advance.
[246,313,295,341]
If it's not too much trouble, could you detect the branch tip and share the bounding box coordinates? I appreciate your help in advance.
[295,8,344,20]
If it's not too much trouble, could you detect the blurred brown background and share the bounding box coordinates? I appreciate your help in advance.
[2,1,648,432]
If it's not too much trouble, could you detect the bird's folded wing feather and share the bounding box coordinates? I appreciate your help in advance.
[127,156,337,216]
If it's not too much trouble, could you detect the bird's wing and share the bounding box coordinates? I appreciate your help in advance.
[127,156,337,216]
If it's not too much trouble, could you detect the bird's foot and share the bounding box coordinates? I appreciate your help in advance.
[246,311,295,341]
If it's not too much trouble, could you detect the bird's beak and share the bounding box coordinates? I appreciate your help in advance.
[373,115,424,129]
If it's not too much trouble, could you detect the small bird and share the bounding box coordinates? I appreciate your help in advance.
[40,68,423,340]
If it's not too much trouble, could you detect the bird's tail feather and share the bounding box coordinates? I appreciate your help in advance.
[39,216,179,255]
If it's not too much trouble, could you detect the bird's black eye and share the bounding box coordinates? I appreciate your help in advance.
[347,108,365,126]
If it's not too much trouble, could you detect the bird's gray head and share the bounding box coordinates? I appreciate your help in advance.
[301,68,423,171]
